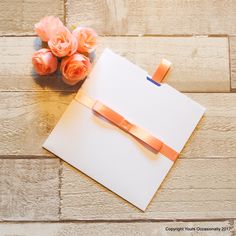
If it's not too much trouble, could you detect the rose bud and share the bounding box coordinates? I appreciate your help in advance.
[72,27,97,54]
[48,27,78,57]
[34,16,64,42]
[60,53,91,85]
[32,48,58,75]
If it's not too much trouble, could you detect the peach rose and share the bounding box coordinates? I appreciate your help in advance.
[34,16,64,42]
[32,48,58,75]
[48,27,78,57]
[60,54,91,85]
[72,27,97,54]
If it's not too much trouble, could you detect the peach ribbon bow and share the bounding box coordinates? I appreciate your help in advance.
[74,59,178,162]
[74,92,179,162]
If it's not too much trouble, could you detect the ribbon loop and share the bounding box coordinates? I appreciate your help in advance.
[152,59,171,83]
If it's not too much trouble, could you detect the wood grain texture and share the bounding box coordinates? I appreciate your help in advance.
[233,220,236,235]
[0,93,235,158]
[0,92,74,156]
[0,159,60,221]
[0,221,233,236]
[61,158,236,220]
[181,93,236,158]
[66,0,236,35]
[229,37,236,91]
[0,0,64,35]
[0,36,229,92]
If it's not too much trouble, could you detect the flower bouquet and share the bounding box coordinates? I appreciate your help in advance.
[32,16,97,85]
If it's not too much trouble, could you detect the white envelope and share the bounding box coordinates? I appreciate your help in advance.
[43,48,206,211]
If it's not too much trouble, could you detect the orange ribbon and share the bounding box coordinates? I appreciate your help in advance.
[152,59,171,83]
[75,92,179,162]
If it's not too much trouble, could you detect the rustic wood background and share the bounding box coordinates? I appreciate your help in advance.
[0,0,235,235]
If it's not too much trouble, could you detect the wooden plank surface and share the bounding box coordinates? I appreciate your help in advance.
[0,92,235,158]
[0,159,60,221]
[0,92,74,156]
[0,0,64,35]
[0,0,235,232]
[61,158,236,220]
[230,37,236,91]
[0,36,229,92]
[233,220,236,235]
[0,221,233,236]
[66,0,236,35]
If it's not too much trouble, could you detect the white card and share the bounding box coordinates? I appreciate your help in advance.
[43,48,206,211]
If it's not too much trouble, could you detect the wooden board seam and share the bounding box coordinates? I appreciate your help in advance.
[0,219,235,223]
